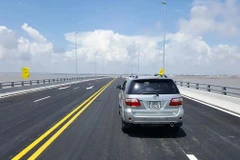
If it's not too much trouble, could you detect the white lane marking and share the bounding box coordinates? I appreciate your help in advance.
[86,86,94,90]
[182,95,240,118]
[172,139,198,160]
[58,86,71,90]
[34,96,51,102]
[73,87,79,90]
[186,154,198,160]
[0,77,107,99]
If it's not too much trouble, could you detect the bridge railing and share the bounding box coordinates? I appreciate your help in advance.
[175,81,240,98]
[0,76,102,90]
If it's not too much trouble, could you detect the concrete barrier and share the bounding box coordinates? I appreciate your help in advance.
[179,87,240,117]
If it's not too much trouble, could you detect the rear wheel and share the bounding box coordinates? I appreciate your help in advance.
[121,120,132,133]
[118,104,121,115]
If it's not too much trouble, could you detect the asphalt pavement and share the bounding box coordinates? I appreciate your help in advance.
[0,78,240,160]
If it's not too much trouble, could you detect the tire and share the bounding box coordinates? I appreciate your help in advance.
[121,120,131,133]
[118,104,121,115]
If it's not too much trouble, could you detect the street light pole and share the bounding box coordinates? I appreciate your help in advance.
[162,1,167,74]
[138,44,140,74]
[131,64,132,74]
[103,57,105,75]
[95,51,97,77]
[75,31,79,77]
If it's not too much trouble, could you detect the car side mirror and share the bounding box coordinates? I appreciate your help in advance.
[116,85,122,90]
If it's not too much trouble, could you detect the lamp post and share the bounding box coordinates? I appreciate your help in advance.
[162,1,167,74]
[131,64,132,74]
[138,44,140,74]
[75,31,79,77]
[102,56,104,75]
[95,51,97,77]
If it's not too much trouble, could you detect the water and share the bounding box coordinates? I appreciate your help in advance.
[171,76,240,88]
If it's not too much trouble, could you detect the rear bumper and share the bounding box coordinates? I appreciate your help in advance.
[122,108,184,125]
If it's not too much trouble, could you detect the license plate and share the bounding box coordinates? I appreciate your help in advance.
[149,101,161,110]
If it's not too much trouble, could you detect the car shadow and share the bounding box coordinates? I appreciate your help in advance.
[126,126,186,138]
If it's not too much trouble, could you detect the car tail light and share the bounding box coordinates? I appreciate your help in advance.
[125,98,141,107]
[169,98,183,106]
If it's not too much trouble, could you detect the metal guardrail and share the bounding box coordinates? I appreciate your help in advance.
[175,81,240,97]
[0,76,101,90]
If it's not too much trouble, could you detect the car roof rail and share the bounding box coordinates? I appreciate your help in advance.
[154,74,168,78]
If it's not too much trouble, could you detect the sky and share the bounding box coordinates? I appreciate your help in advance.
[0,0,240,75]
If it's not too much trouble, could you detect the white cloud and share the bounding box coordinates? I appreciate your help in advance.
[17,36,53,60]
[210,44,240,60]
[64,30,169,66]
[0,26,18,49]
[0,26,18,59]
[0,24,54,72]
[21,23,47,42]
[164,0,240,74]
[180,0,240,37]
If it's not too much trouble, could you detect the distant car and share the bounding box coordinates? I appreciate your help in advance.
[116,75,184,132]
[129,74,137,78]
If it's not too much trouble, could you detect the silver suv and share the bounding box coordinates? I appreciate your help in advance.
[116,75,184,132]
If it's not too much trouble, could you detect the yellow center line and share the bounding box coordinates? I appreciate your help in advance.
[12,78,115,160]
[28,79,115,159]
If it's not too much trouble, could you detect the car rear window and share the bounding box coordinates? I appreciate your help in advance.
[127,79,180,94]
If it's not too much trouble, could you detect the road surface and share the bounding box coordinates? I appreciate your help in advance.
[0,78,240,160]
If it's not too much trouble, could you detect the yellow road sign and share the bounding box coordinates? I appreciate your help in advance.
[22,67,30,79]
